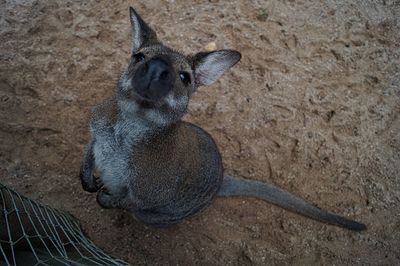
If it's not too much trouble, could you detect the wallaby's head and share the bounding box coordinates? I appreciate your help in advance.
[117,7,241,125]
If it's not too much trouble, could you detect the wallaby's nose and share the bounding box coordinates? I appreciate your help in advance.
[132,57,174,102]
[147,58,169,82]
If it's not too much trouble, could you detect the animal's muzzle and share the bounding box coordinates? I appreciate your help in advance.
[132,57,174,102]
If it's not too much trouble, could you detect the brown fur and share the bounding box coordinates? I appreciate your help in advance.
[131,122,223,209]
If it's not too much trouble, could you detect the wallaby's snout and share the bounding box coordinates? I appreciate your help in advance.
[132,56,174,102]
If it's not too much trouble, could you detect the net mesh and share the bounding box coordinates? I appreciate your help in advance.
[0,183,132,266]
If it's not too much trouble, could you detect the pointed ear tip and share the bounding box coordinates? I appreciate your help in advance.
[129,6,136,15]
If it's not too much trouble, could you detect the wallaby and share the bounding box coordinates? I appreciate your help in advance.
[79,7,366,231]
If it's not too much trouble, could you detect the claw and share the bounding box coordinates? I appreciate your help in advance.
[80,172,101,193]
[96,188,119,209]
[94,175,104,189]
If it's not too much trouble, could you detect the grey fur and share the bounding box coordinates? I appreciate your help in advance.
[218,176,365,230]
[79,7,366,231]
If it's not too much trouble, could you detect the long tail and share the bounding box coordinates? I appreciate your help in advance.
[217,175,366,231]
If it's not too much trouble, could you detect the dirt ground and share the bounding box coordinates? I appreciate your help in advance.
[1,0,400,265]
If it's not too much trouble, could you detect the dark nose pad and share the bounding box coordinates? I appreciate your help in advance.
[147,59,169,82]
[132,58,174,101]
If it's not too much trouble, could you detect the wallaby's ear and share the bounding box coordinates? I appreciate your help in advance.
[129,7,158,52]
[193,50,241,87]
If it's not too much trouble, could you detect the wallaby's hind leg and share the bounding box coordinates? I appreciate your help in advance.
[218,175,366,231]
[79,139,101,193]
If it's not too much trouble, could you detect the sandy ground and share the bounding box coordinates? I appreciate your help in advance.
[1,0,400,265]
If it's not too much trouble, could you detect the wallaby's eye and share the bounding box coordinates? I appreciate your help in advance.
[133,52,145,62]
[179,72,191,85]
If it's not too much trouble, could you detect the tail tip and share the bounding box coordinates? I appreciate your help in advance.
[351,222,367,231]
[344,220,367,231]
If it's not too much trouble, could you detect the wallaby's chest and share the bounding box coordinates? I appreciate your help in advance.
[91,116,150,193]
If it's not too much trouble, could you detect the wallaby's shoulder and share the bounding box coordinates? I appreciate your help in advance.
[90,95,118,128]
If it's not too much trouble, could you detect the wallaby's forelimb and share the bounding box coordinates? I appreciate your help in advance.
[96,189,120,209]
[79,139,99,193]
[218,175,366,231]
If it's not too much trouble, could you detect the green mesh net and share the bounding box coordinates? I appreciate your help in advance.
[0,183,131,266]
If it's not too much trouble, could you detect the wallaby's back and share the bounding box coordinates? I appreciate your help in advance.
[130,122,223,226]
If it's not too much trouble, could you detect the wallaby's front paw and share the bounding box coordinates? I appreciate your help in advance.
[96,188,120,209]
[80,173,102,193]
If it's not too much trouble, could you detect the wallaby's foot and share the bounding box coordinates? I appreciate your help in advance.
[80,173,102,193]
[96,188,121,209]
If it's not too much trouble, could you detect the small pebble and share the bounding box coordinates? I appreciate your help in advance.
[204,41,217,51]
